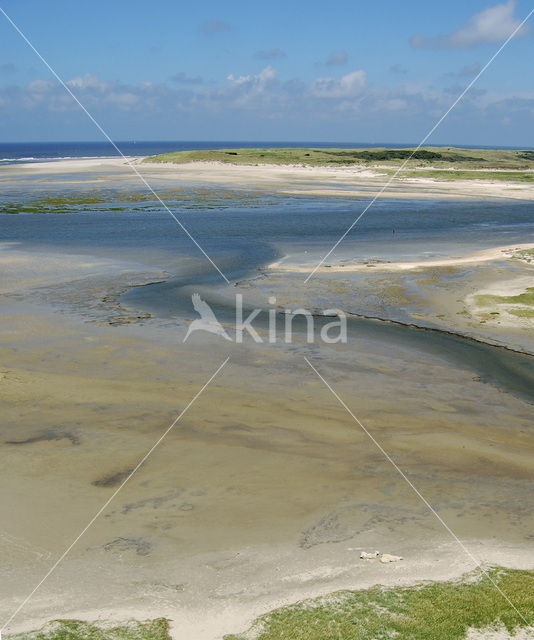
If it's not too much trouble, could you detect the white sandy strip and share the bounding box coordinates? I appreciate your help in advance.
[466,624,534,639]
[3,158,534,201]
[268,243,534,274]
[0,157,138,172]
[470,274,534,299]
[8,540,534,640]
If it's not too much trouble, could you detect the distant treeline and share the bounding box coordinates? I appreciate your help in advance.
[322,149,484,162]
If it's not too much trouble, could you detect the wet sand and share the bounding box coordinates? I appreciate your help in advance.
[2,157,534,201]
[1,160,533,639]
[1,242,533,639]
[259,243,534,355]
[268,243,534,273]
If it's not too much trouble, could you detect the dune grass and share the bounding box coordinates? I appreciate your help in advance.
[393,169,534,183]
[224,567,534,640]
[8,619,171,640]
[143,147,534,175]
[7,568,534,640]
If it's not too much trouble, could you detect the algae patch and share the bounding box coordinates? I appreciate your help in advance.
[473,287,534,324]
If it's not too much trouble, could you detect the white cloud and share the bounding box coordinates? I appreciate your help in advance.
[226,66,278,90]
[219,67,280,109]
[67,74,108,90]
[105,91,139,106]
[310,69,366,98]
[382,97,408,112]
[2,66,533,140]
[27,79,54,92]
[411,0,530,49]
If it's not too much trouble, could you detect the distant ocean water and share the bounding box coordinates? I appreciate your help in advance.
[1,140,532,165]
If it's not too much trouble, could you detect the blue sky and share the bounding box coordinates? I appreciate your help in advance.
[0,0,533,144]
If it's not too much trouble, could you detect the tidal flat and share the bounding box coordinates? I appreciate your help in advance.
[0,157,533,639]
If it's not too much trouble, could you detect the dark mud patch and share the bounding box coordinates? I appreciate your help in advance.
[92,467,135,488]
[5,430,80,446]
[300,503,423,549]
[100,536,153,556]
[121,490,185,515]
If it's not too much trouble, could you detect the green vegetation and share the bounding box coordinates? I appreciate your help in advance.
[474,287,534,321]
[3,190,168,214]
[8,618,171,640]
[512,248,534,264]
[510,308,534,318]
[323,149,484,162]
[225,568,534,640]
[0,188,270,214]
[393,169,534,183]
[8,569,534,640]
[476,287,534,307]
[143,146,534,175]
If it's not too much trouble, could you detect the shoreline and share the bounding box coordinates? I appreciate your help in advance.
[267,242,534,273]
[261,241,534,356]
[8,540,534,640]
[3,156,534,201]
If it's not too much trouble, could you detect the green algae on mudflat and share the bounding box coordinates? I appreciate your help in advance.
[0,188,273,214]
[475,287,534,308]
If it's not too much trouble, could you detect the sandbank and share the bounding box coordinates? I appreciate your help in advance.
[3,157,534,201]
[268,242,534,273]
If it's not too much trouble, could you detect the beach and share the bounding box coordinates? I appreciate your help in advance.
[3,156,534,201]
[1,156,533,639]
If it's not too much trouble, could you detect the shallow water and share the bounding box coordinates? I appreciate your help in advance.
[2,195,534,274]
[2,194,534,404]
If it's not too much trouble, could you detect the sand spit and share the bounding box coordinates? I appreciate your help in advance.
[268,243,534,273]
[3,157,534,201]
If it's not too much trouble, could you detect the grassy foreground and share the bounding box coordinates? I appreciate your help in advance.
[8,619,171,640]
[225,568,534,640]
[9,569,534,640]
[143,146,534,176]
